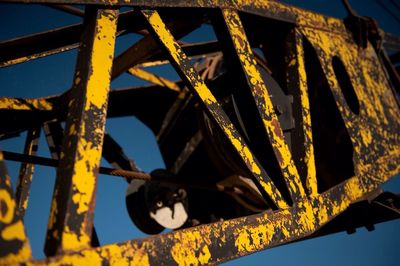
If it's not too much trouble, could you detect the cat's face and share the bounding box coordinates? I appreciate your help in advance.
[147,186,188,229]
[126,179,189,233]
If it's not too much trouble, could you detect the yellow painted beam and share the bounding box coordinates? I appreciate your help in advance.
[19,153,400,266]
[221,9,306,201]
[300,26,400,184]
[15,128,41,218]
[0,46,77,68]
[0,97,53,111]
[44,7,118,256]
[142,9,288,209]
[128,67,180,92]
[285,29,318,196]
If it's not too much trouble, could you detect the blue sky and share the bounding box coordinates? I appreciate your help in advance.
[0,1,399,265]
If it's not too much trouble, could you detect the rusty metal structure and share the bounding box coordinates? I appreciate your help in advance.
[1,0,400,265]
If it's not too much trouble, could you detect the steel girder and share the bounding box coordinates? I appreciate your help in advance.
[0,1,399,265]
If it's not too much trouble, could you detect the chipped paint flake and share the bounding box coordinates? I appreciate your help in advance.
[0,189,15,224]
[1,220,27,241]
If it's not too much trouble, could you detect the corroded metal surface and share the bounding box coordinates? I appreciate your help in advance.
[15,128,40,219]
[0,0,399,265]
[44,7,118,256]
[141,9,287,208]
[217,9,305,202]
[128,67,181,92]
[285,29,317,196]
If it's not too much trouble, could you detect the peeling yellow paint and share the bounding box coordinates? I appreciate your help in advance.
[0,97,53,111]
[1,45,77,68]
[0,189,15,224]
[3,1,399,265]
[128,67,181,92]
[0,242,31,265]
[12,153,400,265]
[62,226,92,252]
[48,195,57,229]
[360,127,373,146]
[234,222,274,253]
[44,9,118,254]
[85,10,117,110]
[297,201,315,231]
[71,139,98,215]
[198,245,211,265]
[171,231,212,266]
[222,9,306,200]
[316,201,328,224]
[68,124,76,135]
[1,220,26,241]
[292,30,318,196]
[143,9,288,208]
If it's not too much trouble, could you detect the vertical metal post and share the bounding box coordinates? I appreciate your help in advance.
[216,9,306,202]
[44,7,118,256]
[286,29,318,196]
[43,121,64,160]
[15,127,40,218]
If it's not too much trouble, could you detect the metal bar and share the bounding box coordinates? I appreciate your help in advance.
[299,21,400,192]
[170,130,203,174]
[102,133,139,171]
[43,121,64,160]
[384,32,400,51]
[111,17,202,79]
[1,150,144,181]
[0,45,78,67]
[217,9,306,202]
[141,9,287,209]
[128,67,181,92]
[152,45,262,73]
[0,151,32,264]
[0,11,202,69]
[9,0,390,39]
[285,29,317,196]
[0,0,349,35]
[0,23,83,67]
[0,97,54,111]
[1,150,251,196]
[0,84,181,137]
[2,151,57,168]
[15,127,41,219]
[156,90,190,141]
[17,153,400,265]
[111,34,158,79]
[45,118,108,248]
[140,40,221,67]
[44,7,118,256]
[0,11,141,68]
[46,4,85,17]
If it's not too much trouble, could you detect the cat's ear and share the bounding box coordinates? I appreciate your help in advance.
[177,188,187,199]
